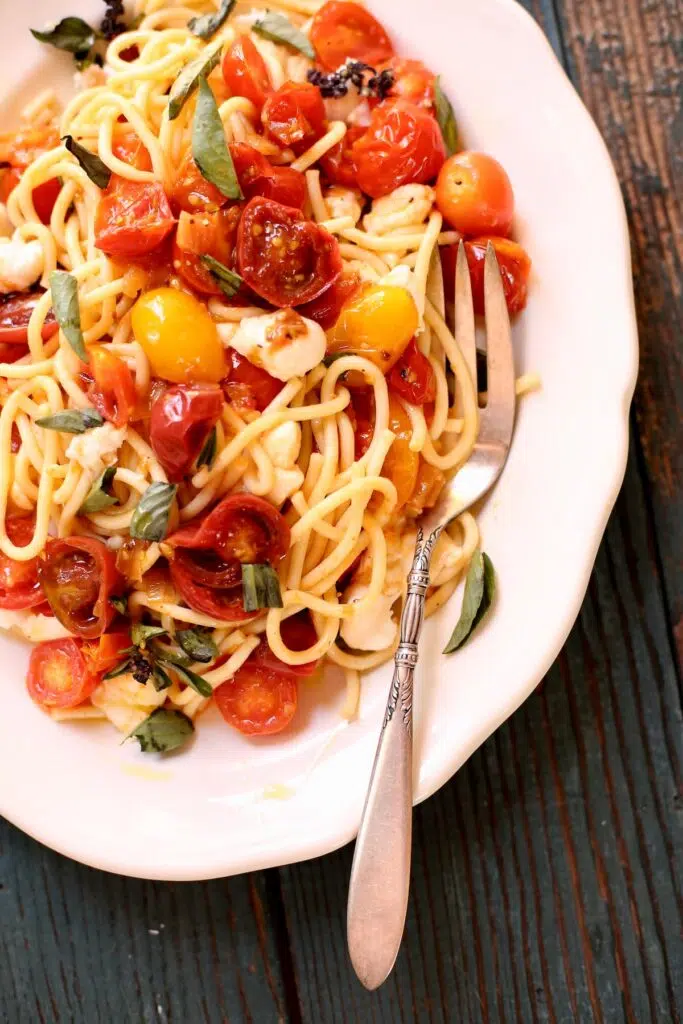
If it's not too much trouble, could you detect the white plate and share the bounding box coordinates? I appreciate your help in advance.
[0,0,637,880]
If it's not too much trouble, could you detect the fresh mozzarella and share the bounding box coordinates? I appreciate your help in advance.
[219,309,326,381]
[269,466,305,505]
[66,422,126,473]
[340,586,398,651]
[323,84,363,124]
[0,238,43,294]
[262,421,301,469]
[430,532,462,587]
[0,608,71,643]
[91,675,167,734]
[324,186,363,225]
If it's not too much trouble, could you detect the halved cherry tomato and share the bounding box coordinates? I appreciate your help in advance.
[83,630,131,675]
[222,36,272,111]
[350,386,375,458]
[173,206,241,296]
[297,270,362,330]
[214,663,297,735]
[465,236,531,316]
[318,124,365,189]
[230,143,306,210]
[223,346,282,413]
[237,197,342,307]
[149,383,223,482]
[261,82,326,155]
[436,152,514,237]
[352,99,446,198]
[255,611,319,678]
[0,125,61,223]
[0,291,58,345]
[0,516,44,609]
[111,136,152,172]
[169,557,257,622]
[95,179,175,258]
[32,178,62,224]
[39,537,122,639]
[405,459,445,517]
[26,638,98,710]
[383,395,419,507]
[388,338,435,404]
[88,345,137,428]
[382,57,435,108]
[310,1,394,70]
[170,150,225,213]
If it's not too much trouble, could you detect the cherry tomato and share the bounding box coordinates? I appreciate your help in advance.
[170,150,225,213]
[222,346,283,413]
[388,338,435,405]
[149,383,223,482]
[87,345,137,428]
[170,557,257,622]
[230,143,306,210]
[0,125,61,223]
[0,516,44,609]
[131,287,226,384]
[435,152,514,237]
[0,291,59,345]
[383,395,419,507]
[261,81,326,154]
[111,136,152,172]
[173,206,241,296]
[26,638,98,710]
[405,459,445,517]
[32,178,62,224]
[349,386,375,458]
[318,124,365,189]
[95,179,175,258]
[214,663,297,735]
[382,57,435,108]
[255,612,320,678]
[327,280,418,372]
[353,99,446,198]
[39,537,122,639]
[83,630,131,675]
[237,197,342,307]
[465,236,531,316]
[310,1,393,70]
[297,270,361,330]
[222,36,272,111]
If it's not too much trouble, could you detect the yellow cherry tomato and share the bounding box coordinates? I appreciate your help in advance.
[131,287,226,384]
[327,283,419,373]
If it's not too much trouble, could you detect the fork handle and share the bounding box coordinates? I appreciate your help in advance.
[347,526,442,989]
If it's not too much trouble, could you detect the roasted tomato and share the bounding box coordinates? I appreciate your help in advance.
[382,57,435,107]
[0,516,44,609]
[0,125,61,223]
[255,612,320,678]
[222,347,282,412]
[214,663,298,735]
[87,345,137,428]
[169,559,257,621]
[131,287,226,384]
[352,99,446,198]
[405,460,445,517]
[39,537,122,639]
[465,236,531,316]
[0,291,59,346]
[388,338,436,405]
[170,150,226,213]
[310,1,394,70]
[26,638,99,710]
[95,179,175,258]
[297,270,362,330]
[327,280,418,372]
[436,152,514,237]
[83,630,131,676]
[261,81,326,154]
[237,197,342,307]
[318,124,365,189]
[230,143,306,209]
[149,383,223,482]
[111,135,153,172]
[383,395,419,507]
[173,206,241,296]
[222,35,272,111]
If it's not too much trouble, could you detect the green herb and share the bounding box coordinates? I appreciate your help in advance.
[152,645,192,669]
[168,40,222,120]
[177,627,218,664]
[199,255,243,297]
[80,466,119,513]
[162,661,213,699]
[31,16,97,58]
[131,623,168,647]
[128,707,194,754]
[196,426,217,469]
[110,594,128,616]
[192,76,242,198]
[36,408,103,434]
[443,550,495,653]
[253,12,315,59]
[242,563,283,613]
[151,664,173,692]
[103,657,134,680]
[129,482,176,542]
[62,135,111,188]
[189,0,236,40]
[50,270,87,361]
[434,77,459,157]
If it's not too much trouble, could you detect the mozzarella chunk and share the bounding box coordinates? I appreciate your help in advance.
[341,586,398,651]
[324,186,363,225]
[363,184,435,234]
[66,422,126,473]
[430,531,463,587]
[0,238,43,294]
[269,466,305,505]
[323,83,363,124]
[377,264,424,330]
[218,310,326,382]
[91,675,167,734]
[0,608,71,643]
[0,203,13,238]
[262,420,301,469]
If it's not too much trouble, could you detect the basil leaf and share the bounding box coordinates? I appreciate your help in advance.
[200,255,242,297]
[168,40,222,120]
[196,426,217,469]
[131,623,168,647]
[192,76,242,198]
[128,708,194,754]
[189,0,236,40]
[152,645,192,669]
[129,482,176,542]
[162,661,213,699]
[110,594,128,615]
[80,465,119,513]
[242,563,283,613]
[31,16,97,56]
[62,134,111,189]
[103,658,133,680]
[151,665,173,692]
[36,408,103,434]
[177,627,218,664]
[50,270,87,361]
[434,77,459,157]
[253,12,315,59]
[443,550,495,653]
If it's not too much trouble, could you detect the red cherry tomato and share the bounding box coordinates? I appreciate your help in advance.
[255,612,320,678]
[297,270,362,330]
[0,516,44,609]
[352,99,446,198]
[170,556,257,621]
[26,638,99,710]
[87,345,137,428]
[230,143,306,210]
[83,630,131,675]
[237,197,342,307]
[222,36,272,111]
[95,179,175,258]
[318,124,365,189]
[261,81,326,154]
[214,663,297,735]
[32,178,62,224]
[170,151,226,214]
[435,152,514,237]
[0,125,61,222]
[0,291,59,345]
[111,136,153,172]
[222,346,283,413]
[39,537,122,639]
[310,1,393,70]
[465,236,531,316]
[388,338,436,405]
[149,383,223,482]
[173,206,241,296]
[382,57,435,108]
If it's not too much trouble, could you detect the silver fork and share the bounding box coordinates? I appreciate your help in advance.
[347,242,516,990]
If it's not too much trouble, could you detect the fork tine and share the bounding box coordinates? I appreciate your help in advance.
[454,239,477,414]
[482,242,515,444]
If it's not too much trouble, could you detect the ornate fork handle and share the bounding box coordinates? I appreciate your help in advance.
[347,525,442,991]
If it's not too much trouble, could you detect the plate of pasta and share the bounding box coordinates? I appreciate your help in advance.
[0,0,636,879]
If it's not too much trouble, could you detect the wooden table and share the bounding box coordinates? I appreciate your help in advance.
[2,1,681,1020]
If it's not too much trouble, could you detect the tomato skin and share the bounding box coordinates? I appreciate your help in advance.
[83,630,131,675]
[149,383,223,482]
[111,136,152,172]
[0,291,58,345]
[222,36,271,111]
[95,179,175,258]
[131,287,226,385]
[318,125,365,189]
[310,1,393,70]
[0,126,61,222]
[255,612,320,678]
[388,338,436,405]
[230,143,306,210]
[435,152,514,237]
[261,82,326,155]
[465,236,531,316]
[168,494,290,567]
[88,345,137,428]
[381,57,435,108]
[170,151,226,214]
[237,197,342,307]
[405,459,445,517]
[297,270,362,330]
[214,664,297,735]
[352,99,446,198]
[0,516,44,610]
[383,395,419,507]
[222,346,282,413]
[39,537,122,639]
[173,206,241,296]
[169,559,257,622]
[26,638,98,710]
[32,178,62,224]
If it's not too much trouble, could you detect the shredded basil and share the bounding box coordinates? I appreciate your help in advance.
[36,408,103,434]
[168,40,222,120]
[196,426,217,469]
[189,0,236,40]
[131,623,168,647]
[80,466,118,513]
[443,550,495,653]
[434,77,459,157]
[162,661,213,699]
[253,12,315,59]
[129,482,177,542]
[110,594,128,616]
[31,16,97,58]
[199,255,243,298]
[103,658,134,680]
[50,270,87,362]
[128,707,194,753]
[151,665,173,692]
[177,627,218,664]
[242,563,283,612]
[192,77,242,198]
[62,135,111,189]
